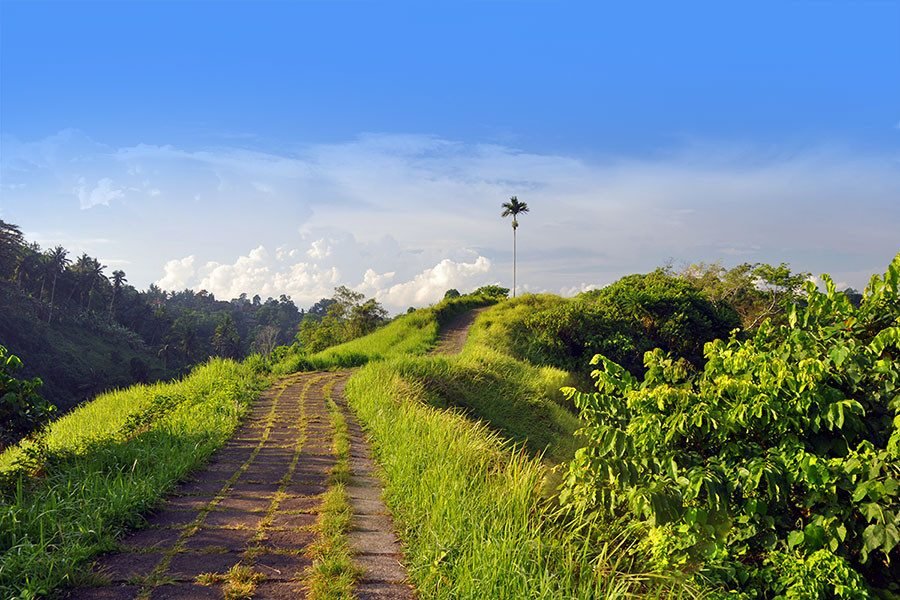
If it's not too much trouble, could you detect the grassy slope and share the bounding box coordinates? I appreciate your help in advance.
[1,292,691,598]
[0,359,266,598]
[0,294,494,598]
[342,297,696,597]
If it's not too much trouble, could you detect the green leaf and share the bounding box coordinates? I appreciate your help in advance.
[787,530,804,548]
[830,345,850,368]
[863,523,885,554]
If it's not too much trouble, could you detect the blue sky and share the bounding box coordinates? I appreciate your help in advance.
[2,1,898,311]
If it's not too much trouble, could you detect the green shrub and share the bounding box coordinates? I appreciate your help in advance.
[560,254,900,596]
[0,346,54,450]
[474,271,740,378]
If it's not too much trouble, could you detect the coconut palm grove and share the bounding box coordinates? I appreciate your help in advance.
[2,1,899,598]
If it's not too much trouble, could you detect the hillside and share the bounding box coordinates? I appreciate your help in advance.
[0,282,165,412]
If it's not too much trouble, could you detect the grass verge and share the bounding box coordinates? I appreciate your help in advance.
[333,300,709,598]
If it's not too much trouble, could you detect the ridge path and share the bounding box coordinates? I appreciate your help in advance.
[66,308,486,600]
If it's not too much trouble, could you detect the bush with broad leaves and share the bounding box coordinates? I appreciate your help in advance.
[561,253,900,597]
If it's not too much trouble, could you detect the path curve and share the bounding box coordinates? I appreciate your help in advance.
[429,307,489,355]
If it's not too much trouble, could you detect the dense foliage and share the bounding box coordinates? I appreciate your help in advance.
[561,254,900,597]
[0,220,299,412]
[0,347,54,451]
[675,261,810,330]
[481,270,740,377]
[295,286,388,353]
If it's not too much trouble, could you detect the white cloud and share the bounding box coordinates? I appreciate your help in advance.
[75,177,125,209]
[560,283,600,297]
[157,256,196,290]
[307,239,332,260]
[154,244,492,312]
[374,256,492,307]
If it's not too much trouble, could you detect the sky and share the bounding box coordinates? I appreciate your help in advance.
[1,0,898,313]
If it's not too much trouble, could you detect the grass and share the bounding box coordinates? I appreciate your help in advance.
[0,291,700,598]
[334,299,705,598]
[345,363,700,598]
[305,378,357,600]
[270,294,497,374]
[0,358,267,599]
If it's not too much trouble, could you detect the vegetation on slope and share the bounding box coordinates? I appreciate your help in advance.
[561,254,900,597]
[345,353,695,598]
[0,220,309,416]
[0,359,266,598]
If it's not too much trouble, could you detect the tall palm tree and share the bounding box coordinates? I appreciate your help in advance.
[501,196,529,298]
[85,258,107,312]
[109,269,126,321]
[45,246,70,323]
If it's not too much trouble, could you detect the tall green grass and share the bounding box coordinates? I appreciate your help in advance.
[0,359,265,598]
[345,364,698,599]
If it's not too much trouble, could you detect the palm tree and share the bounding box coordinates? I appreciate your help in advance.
[109,269,126,321]
[501,196,529,298]
[45,246,70,323]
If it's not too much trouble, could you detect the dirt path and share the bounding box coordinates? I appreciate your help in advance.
[65,370,414,600]
[429,307,489,355]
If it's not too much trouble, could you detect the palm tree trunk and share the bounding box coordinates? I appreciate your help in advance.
[48,274,57,323]
[513,226,517,298]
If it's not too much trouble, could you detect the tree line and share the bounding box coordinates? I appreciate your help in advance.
[0,220,393,414]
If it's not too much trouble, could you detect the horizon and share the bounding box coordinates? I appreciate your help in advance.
[2,1,898,312]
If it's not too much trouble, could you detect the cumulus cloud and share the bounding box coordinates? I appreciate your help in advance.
[560,283,600,297]
[157,256,196,290]
[154,243,491,312]
[374,256,492,307]
[307,239,332,260]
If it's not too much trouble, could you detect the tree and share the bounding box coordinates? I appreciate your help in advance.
[85,257,107,312]
[109,269,127,320]
[349,298,388,338]
[473,284,510,299]
[501,196,529,298]
[443,289,461,300]
[559,254,900,595]
[251,325,280,356]
[677,261,809,330]
[45,246,70,323]
[212,314,241,358]
[0,219,25,280]
[308,297,337,317]
[0,345,55,449]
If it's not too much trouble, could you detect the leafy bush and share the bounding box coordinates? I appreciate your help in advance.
[0,346,54,449]
[560,254,900,596]
[478,271,740,377]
